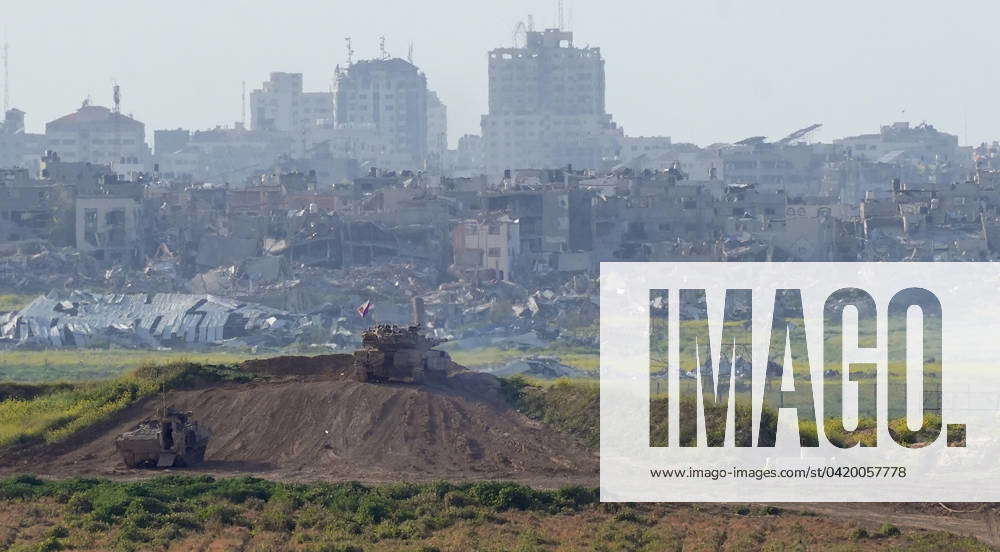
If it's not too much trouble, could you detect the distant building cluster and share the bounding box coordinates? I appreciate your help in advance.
[2,25,1000,348]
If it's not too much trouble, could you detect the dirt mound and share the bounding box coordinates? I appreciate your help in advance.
[239,354,355,377]
[2,371,597,483]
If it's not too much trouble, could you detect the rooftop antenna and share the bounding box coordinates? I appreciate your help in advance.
[241,80,246,127]
[379,36,389,60]
[112,81,121,165]
[407,41,414,65]
[558,0,564,30]
[3,32,8,113]
[345,36,354,66]
[513,21,528,48]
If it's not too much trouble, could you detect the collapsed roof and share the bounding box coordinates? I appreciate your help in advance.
[0,291,303,348]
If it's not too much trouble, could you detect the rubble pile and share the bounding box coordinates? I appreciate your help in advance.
[416,273,598,345]
[0,291,314,349]
[0,242,100,292]
[485,355,588,379]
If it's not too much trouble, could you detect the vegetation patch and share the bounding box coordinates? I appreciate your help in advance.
[447,345,598,373]
[0,362,255,449]
[0,349,263,382]
[503,377,949,449]
[502,376,600,447]
[0,293,34,312]
[0,478,987,551]
[0,476,599,551]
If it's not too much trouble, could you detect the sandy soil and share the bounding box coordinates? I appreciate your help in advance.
[0,368,597,485]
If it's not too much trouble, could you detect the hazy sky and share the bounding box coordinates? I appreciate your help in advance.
[3,0,997,148]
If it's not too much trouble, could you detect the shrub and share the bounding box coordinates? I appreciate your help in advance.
[0,474,46,499]
[258,497,297,533]
[65,494,93,514]
[468,482,535,511]
[878,523,901,537]
[46,525,69,539]
[356,494,391,524]
[197,503,245,526]
[209,477,275,504]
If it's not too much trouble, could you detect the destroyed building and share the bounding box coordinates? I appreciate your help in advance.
[0,108,46,169]
[0,167,68,243]
[0,292,309,349]
[0,28,997,358]
[452,213,520,281]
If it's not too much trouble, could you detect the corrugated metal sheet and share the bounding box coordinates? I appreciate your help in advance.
[1,291,300,348]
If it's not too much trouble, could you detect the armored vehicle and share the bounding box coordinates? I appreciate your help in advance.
[352,324,450,384]
[115,408,211,468]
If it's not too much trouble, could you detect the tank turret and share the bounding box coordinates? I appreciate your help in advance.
[352,324,449,383]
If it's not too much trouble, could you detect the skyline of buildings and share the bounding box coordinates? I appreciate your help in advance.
[0,24,992,189]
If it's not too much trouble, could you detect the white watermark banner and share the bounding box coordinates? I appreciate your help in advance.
[600,262,1000,502]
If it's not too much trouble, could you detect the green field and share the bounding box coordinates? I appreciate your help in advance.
[1,475,985,552]
[446,345,598,373]
[0,294,34,312]
[0,350,263,382]
[0,362,255,449]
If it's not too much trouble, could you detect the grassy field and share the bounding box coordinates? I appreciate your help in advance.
[0,294,34,313]
[471,334,932,427]
[0,350,262,382]
[0,475,988,552]
[0,363,255,449]
[0,356,953,455]
[446,345,599,373]
[506,377,953,449]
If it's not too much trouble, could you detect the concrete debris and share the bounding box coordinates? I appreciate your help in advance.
[0,291,311,349]
[483,355,588,379]
[1,120,999,358]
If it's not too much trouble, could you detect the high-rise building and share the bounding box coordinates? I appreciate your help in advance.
[0,108,45,169]
[426,91,448,170]
[45,101,148,168]
[250,72,334,133]
[333,58,429,168]
[481,28,621,176]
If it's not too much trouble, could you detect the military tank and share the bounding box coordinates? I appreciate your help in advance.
[115,408,211,468]
[352,324,450,384]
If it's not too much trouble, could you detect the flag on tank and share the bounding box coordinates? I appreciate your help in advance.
[356,299,374,318]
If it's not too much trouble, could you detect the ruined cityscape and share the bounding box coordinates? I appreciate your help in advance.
[2,23,994,359]
[0,3,999,548]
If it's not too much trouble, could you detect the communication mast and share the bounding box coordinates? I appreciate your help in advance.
[241,80,246,127]
[513,21,528,48]
[558,0,564,30]
[112,82,121,166]
[3,37,8,113]
[407,41,414,65]
[345,36,354,66]
[378,36,389,60]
